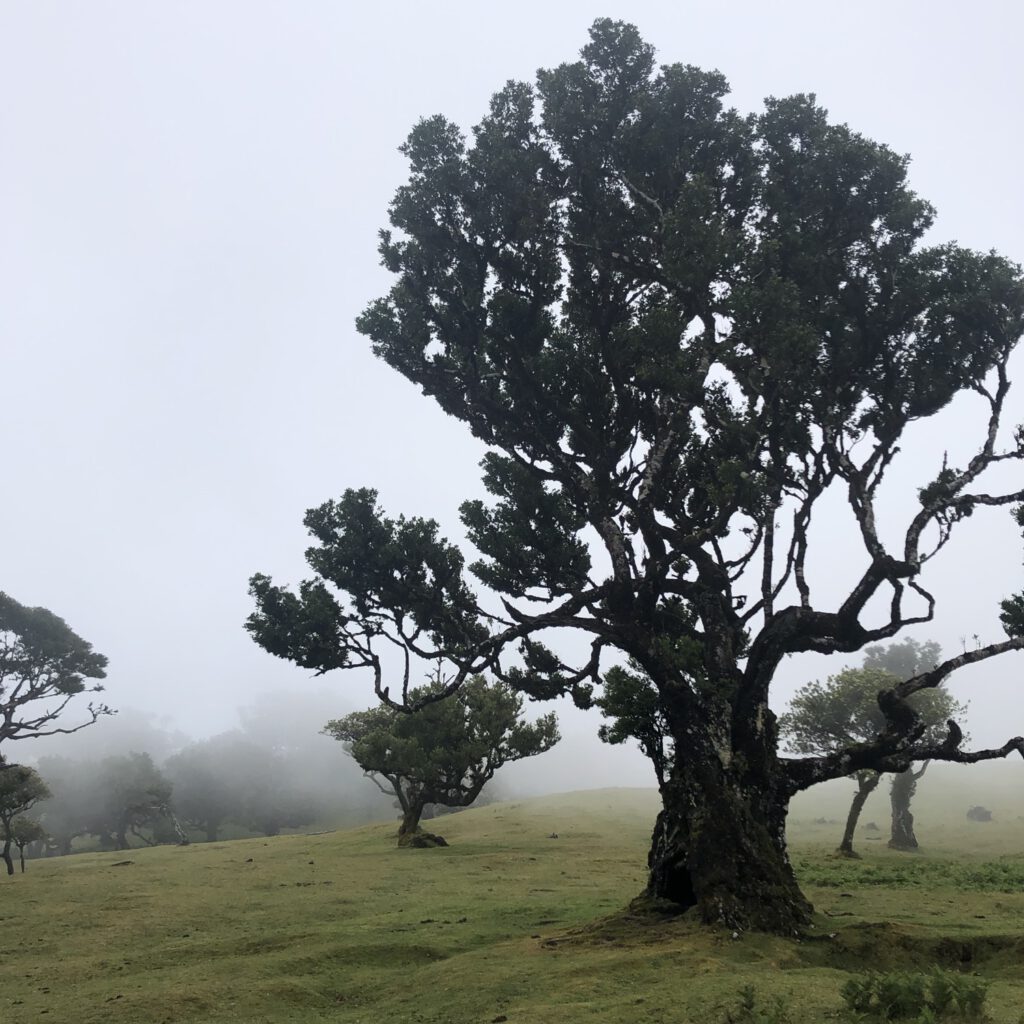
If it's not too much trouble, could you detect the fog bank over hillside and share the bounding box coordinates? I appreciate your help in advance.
[497,718,657,798]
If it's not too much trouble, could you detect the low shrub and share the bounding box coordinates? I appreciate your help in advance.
[839,967,988,1021]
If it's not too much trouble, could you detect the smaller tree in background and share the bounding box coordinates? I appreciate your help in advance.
[11,818,46,873]
[0,765,50,875]
[780,644,963,857]
[94,752,175,850]
[862,639,949,851]
[165,734,272,842]
[325,675,559,846]
[34,756,101,855]
[0,592,110,756]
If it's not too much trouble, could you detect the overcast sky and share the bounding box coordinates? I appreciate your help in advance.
[3,1,1023,776]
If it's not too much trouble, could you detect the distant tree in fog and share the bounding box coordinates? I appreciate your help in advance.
[90,752,175,850]
[0,592,110,757]
[34,756,101,854]
[780,639,962,856]
[235,693,394,833]
[862,639,951,851]
[325,675,558,845]
[0,764,50,875]
[165,734,266,842]
[11,817,46,873]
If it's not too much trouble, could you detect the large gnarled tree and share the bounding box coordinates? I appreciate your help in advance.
[248,21,1024,932]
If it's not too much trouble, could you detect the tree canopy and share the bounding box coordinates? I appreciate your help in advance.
[0,591,110,754]
[324,674,558,843]
[248,20,1024,931]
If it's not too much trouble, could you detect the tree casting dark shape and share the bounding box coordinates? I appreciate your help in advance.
[247,21,1024,932]
[0,591,111,758]
[324,674,558,845]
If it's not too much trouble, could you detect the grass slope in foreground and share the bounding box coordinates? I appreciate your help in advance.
[3,788,1024,1024]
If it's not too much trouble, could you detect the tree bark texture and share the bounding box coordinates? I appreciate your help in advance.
[397,800,426,842]
[644,738,812,933]
[838,773,881,857]
[2,838,13,876]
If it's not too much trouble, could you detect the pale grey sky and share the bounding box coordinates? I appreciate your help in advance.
[2,1,1023,777]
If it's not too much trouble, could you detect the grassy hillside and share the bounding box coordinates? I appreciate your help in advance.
[3,787,1024,1024]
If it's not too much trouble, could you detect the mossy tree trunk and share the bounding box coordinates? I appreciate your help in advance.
[644,710,812,934]
[397,798,427,842]
[838,772,881,857]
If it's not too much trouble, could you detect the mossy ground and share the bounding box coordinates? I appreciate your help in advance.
[2,781,1023,1023]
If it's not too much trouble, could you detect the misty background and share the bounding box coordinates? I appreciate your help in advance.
[3,2,1023,805]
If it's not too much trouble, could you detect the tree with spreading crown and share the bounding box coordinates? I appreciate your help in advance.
[248,20,1024,932]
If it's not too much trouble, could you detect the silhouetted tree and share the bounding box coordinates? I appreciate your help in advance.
[0,592,110,758]
[324,675,558,844]
[0,765,50,875]
[248,20,1024,931]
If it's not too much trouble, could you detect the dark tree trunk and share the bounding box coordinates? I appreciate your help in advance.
[115,829,130,851]
[18,845,26,872]
[888,764,926,851]
[2,838,13,876]
[644,749,811,934]
[397,800,426,841]
[838,772,881,857]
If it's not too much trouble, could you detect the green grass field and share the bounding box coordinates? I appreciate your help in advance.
[3,780,1024,1024]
